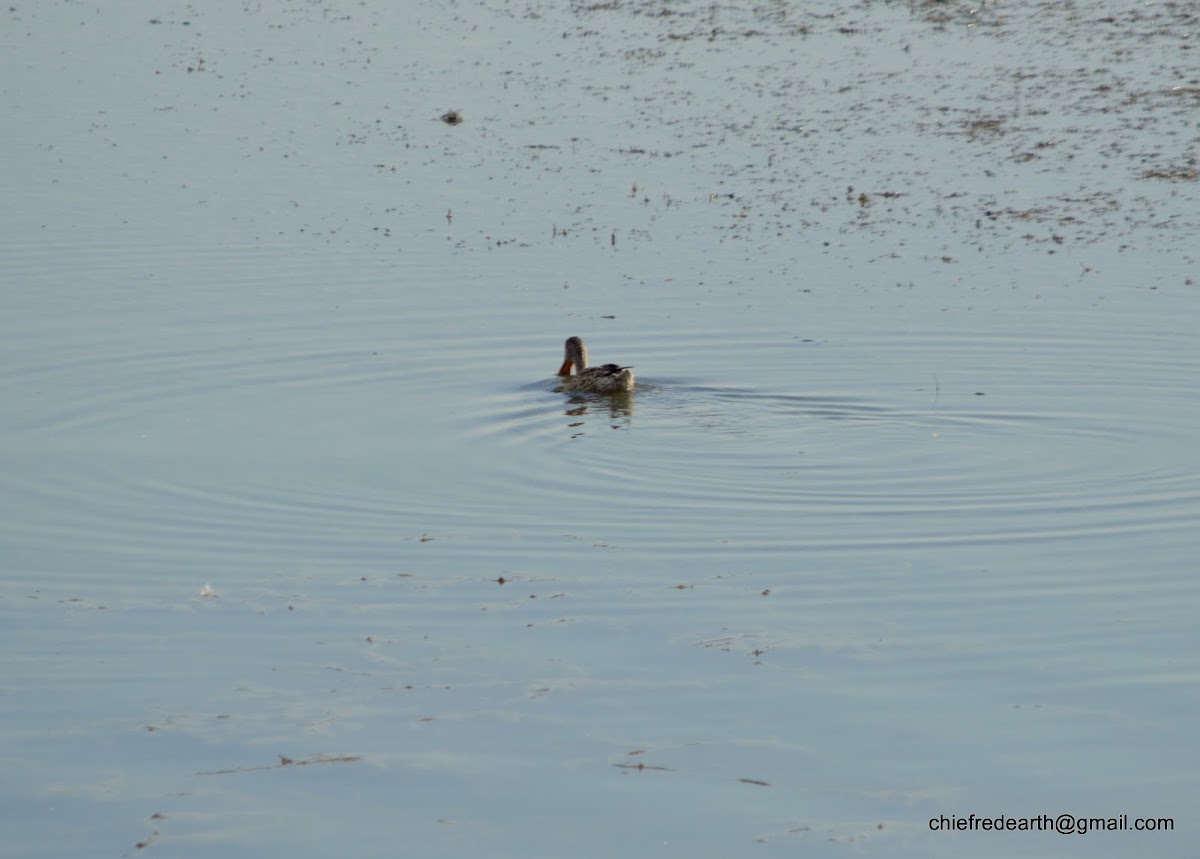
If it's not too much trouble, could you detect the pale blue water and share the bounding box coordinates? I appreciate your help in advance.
[2,1,1198,857]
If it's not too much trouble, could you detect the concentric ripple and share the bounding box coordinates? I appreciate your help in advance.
[455,323,1200,559]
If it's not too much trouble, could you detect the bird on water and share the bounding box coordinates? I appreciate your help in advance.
[555,336,634,394]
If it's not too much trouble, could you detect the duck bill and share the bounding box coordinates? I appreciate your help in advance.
[556,359,573,376]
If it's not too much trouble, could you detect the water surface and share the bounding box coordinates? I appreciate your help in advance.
[2,1,1198,856]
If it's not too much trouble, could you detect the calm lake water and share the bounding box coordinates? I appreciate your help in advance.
[3,1,1198,856]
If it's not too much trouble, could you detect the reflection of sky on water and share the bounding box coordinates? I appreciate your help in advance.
[2,1,1197,856]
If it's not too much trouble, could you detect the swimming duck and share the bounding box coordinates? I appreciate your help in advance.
[555,336,634,393]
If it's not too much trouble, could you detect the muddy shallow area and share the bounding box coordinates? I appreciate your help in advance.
[544,0,1199,258]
